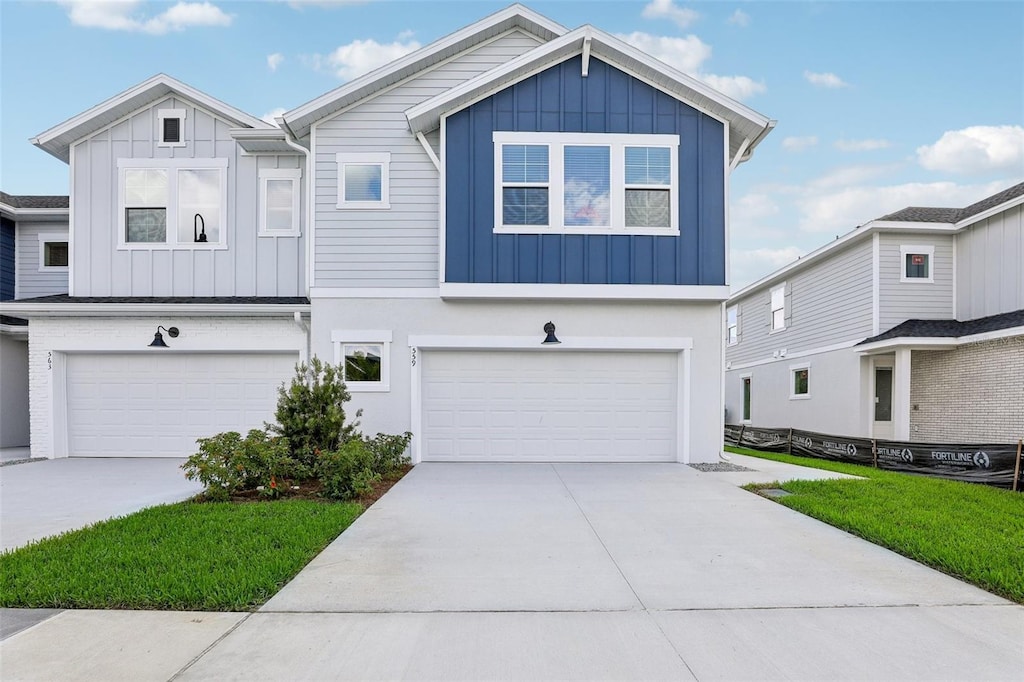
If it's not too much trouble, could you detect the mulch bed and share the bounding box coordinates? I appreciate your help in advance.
[217,464,414,507]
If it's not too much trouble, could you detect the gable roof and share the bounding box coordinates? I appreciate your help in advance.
[280,4,567,139]
[878,183,1024,224]
[404,25,775,165]
[32,74,274,163]
[858,308,1024,345]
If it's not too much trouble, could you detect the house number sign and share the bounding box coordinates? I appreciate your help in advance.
[47,351,52,370]
[411,347,417,367]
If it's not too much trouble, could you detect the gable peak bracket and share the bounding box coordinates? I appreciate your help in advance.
[581,29,593,78]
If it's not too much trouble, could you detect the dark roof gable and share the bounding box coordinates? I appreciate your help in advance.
[859,308,1024,345]
[0,192,69,209]
[878,183,1024,224]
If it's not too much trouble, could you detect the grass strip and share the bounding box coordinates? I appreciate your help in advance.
[728,446,1024,604]
[0,500,360,611]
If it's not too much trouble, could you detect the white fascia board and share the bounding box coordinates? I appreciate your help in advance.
[408,334,693,351]
[955,193,1024,230]
[0,203,69,220]
[857,324,1024,354]
[439,283,731,301]
[281,4,568,137]
[311,287,440,299]
[864,220,956,230]
[0,303,310,317]
[0,324,29,338]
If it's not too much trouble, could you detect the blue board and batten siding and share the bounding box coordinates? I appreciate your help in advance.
[1,218,15,300]
[445,56,726,286]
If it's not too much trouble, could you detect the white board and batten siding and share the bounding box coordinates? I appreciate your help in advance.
[877,234,954,333]
[727,239,875,366]
[15,221,69,299]
[956,203,1023,320]
[70,96,305,297]
[313,29,544,289]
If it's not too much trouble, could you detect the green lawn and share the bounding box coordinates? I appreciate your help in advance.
[0,500,360,611]
[728,446,1024,604]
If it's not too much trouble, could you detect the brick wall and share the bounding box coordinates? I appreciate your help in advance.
[28,316,307,458]
[910,335,1024,443]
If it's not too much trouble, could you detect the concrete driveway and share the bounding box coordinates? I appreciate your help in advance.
[0,458,201,551]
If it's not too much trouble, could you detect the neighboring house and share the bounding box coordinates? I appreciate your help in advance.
[0,193,69,449]
[2,4,775,463]
[724,183,1024,444]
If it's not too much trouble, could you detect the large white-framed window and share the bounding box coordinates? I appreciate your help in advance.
[331,329,392,392]
[37,232,69,271]
[770,283,786,332]
[493,131,679,235]
[790,362,810,400]
[899,244,934,283]
[726,305,738,346]
[336,153,390,209]
[157,109,186,148]
[117,158,228,250]
[259,168,302,237]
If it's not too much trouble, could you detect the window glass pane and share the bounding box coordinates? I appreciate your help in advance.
[44,242,69,267]
[124,169,167,205]
[794,369,809,395]
[162,117,181,143]
[502,145,548,183]
[874,368,893,421]
[178,169,221,244]
[905,253,929,278]
[265,179,294,232]
[772,308,785,330]
[625,147,671,185]
[344,344,382,382]
[126,208,167,243]
[503,187,548,225]
[564,146,610,227]
[625,189,670,227]
[771,287,785,310]
[742,378,751,421]
[344,164,382,202]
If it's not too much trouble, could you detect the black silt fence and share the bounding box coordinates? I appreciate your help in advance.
[725,425,1024,491]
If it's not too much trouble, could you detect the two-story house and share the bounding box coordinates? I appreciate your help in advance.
[724,182,1023,444]
[0,193,69,450]
[2,4,774,463]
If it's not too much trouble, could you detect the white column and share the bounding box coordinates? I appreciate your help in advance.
[894,347,912,441]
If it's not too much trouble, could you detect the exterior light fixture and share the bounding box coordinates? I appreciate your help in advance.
[542,321,560,345]
[149,325,179,348]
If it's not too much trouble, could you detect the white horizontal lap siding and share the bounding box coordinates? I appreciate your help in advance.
[726,239,874,365]
[956,205,1023,320]
[878,234,954,332]
[421,350,678,462]
[15,221,69,299]
[313,30,543,289]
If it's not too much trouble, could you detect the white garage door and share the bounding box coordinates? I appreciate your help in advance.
[421,350,678,462]
[66,353,298,457]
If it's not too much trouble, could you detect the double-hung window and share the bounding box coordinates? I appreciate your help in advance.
[493,132,679,235]
[118,158,228,249]
[726,306,738,345]
[770,284,786,332]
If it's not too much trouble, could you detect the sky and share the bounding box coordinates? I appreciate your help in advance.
[2,0,1022,288]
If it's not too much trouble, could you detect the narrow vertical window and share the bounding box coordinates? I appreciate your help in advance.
[259,168,302,237]
[624,146,671,228]
[790,365,810,399]
[157,109,186,147]
[563,145,609,227]
[742,377,751,422]
[501,144,549,226]
[770,284,786,331]
[124,168,169,243]
[726,306,738,345]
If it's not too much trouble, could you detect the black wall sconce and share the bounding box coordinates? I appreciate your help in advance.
[149,325,179,348]
[542,321,560,345]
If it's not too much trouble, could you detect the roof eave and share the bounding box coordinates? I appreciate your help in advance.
[0,302,311,317]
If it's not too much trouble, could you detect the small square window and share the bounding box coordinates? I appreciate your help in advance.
[157,109,186,147]
[44,242,68,267]
[331,330,392,392]
[899,245,935,283]
[337,153,390,209]
[791,365,810,399]
[905,253,929,279]
[344,344,382,383]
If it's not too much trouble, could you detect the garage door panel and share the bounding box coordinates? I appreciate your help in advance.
[66,353,297,457]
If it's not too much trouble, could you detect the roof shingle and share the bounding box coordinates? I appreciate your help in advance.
[877,183,1024,224]
[0,192,69,209]
[859,308,1024,345]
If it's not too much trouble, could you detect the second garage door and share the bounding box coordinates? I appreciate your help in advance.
[421,350,678,462]
[66,352,298,457]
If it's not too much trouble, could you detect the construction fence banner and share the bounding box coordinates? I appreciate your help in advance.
[725,425,1024,490]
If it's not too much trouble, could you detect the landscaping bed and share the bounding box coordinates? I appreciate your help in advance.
[729,445,1024,604]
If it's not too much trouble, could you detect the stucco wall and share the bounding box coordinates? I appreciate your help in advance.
[0,333,30,448]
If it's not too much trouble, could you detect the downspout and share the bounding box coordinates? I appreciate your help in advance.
[293,311,311,364]
[277,116,313,301]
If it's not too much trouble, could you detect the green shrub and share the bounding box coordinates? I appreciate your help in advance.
[364,431,413,475]
[268,357,361,467]
[316,440,379,500]
[183,429,302,501]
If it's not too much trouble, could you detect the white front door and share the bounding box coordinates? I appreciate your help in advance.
[871,358,895,440]
[420,350,679,462]
[65,352,298,457]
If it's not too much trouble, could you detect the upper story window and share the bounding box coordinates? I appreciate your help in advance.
[726,306,738,345]
[259,168,302,237]
[118,158,228,250]
[770,283,786,331]
[157,109,186,147]
[493,132,679,236]
[336,153,390,209]
[900,244,934,283]
[38,233,69,270]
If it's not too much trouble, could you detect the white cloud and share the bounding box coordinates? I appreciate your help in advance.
[727,9,750,27]
[285,0,365,7]
[916,125,1024,175]
[698,74,766,101]
[261,107,287,126]
[314,35,421,81]
[808,163,901,189]
[267,53,284,72]
[642,0,700,29]
[59,0,232,35]
[731,247,805,289]
[835,138,891,152]
[782,136,818,152]
[803,70,848,89]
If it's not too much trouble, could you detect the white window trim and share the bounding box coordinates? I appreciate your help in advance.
[769,282,786,333]
[739,372,752,423]
[37,232,69,272]
[336,152,391,209]
[116,158,229,251]
[331,329,392,392]
[726,305,738,346]
[789,362,811,400]
[258,168,302,237]
[899,244,935,283]
[157,109,187,148]
[492,131,679,236]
